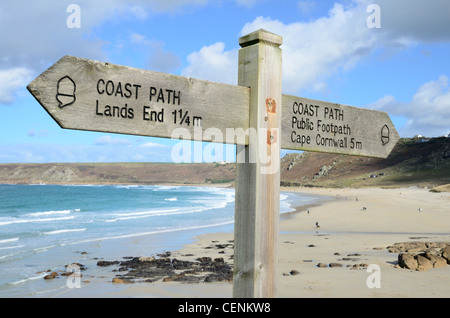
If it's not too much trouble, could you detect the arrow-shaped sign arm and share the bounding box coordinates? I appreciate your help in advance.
[27,55,250,145]
[281,94,400,159]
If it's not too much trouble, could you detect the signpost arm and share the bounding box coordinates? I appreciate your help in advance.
[233,29,283,298]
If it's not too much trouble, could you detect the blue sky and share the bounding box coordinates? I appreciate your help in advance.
[1,0,449,163]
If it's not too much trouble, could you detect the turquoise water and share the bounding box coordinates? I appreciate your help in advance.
[0,184,316,297]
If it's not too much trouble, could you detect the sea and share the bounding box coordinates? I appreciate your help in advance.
[0,183,320,298]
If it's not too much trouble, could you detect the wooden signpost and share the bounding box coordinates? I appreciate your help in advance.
[281,95,399,158]
[27,29,399,298]
[28,55,250,144]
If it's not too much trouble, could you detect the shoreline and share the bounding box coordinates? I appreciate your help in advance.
[29,188,327,298]
[106,186,450,298]
[19,186,450,298]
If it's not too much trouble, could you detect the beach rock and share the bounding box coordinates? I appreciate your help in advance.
[172,258,195,270]
[329,263,343,267]
[138,256,155,263]
[112,277,133,284]
[392,242,450,271]
[60,271,82,277]
[97,260,119,267]
[425,253,447,269]
[204,273,232,283]
[398,253,418,269]
[104,255,233,284]
[44,272,59,279]
[388,241,449,253]
[127,266,175,280]
[157,251,171,258]
[442,246,450,264]
[163,273,185,282]
[196,256,212,263]
[416,255,433,270]
[317,263,328,268]
[397,250,449,270]
[340,257,360,262]
[65,262,87,271]
[350,264,368,270]
[214,243,233,249]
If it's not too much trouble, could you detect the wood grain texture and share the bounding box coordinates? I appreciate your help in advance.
[281,94,400,158]
[233,29,282,298]
[27,55,250,144]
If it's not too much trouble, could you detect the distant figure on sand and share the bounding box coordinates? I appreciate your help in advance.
[316,221,320,229]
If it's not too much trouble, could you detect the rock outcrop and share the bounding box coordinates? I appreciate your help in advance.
[388,241,450,271]
[99,255,233,284]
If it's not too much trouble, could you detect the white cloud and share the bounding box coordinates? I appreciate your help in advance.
[180,0,450,95]
[374,0,450,43]
[130,32,151,45]
[178,0,450,139]
[181,2,379,93]
[140,141,166,148]
[240,3,378,94]
[181,42,238,84]
[130,32,181,73]
[129,5,149,20]
[0,67,33,104]
[94,135,132,146]
[368,76,450,137]
[0,0,207,105]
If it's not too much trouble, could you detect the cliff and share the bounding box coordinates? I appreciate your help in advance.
[0,137,449,190]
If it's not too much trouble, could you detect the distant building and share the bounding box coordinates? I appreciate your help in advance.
[414,134,430,143]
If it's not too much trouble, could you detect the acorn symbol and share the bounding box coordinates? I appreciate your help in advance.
[381,124,390,146]
[56,76,76,108]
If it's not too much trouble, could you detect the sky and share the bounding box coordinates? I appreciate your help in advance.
[1,0,450,163]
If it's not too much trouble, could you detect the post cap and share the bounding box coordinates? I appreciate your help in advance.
[239,29,283,48]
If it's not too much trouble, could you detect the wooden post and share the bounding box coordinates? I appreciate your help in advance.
[233,29,283,298]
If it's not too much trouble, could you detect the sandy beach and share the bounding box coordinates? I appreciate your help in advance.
[46,186,450,299]
[84,186,448,298]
